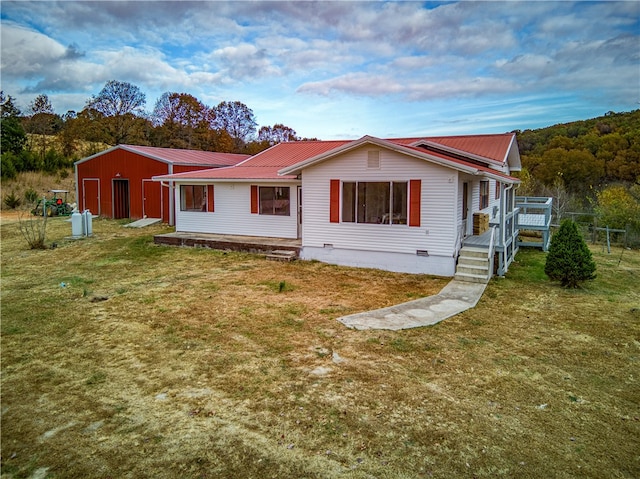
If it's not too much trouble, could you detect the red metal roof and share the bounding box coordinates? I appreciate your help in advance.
[389,133,514,164]
[155,141,349,181]
[155,134,517,182]
[120,145,250,167]
[245,140,351,167]
[160,165,298,180]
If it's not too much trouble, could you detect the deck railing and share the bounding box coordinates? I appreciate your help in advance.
[515,196,553,251]
[515,196,552,228]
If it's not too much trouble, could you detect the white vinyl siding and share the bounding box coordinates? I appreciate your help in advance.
[174,181,300,238]
[301,145,458,258]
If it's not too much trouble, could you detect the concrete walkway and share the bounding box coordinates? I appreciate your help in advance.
[124,218,162,228]
[337,280,487,330]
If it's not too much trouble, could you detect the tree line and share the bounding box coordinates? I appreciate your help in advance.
[515,109,640,241]
[1,80,312,179]
[2,82,638,238]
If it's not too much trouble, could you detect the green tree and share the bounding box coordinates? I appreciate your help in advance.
[258,124,299,146]
[1,152,18,179]
[595,185,640,230]
[151,92,213,149]
[544,219,596,288]
[1,91,27,155]
[26,94,62,162]
[535,148,604,194]
[86,80,146,144]
[211,101,257,152]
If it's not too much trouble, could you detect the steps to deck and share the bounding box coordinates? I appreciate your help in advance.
[455,246,491,283]
[266,250,298,262]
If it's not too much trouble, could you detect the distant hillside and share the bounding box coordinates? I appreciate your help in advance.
[515,110,640,193]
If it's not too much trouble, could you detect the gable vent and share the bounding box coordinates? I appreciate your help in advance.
[367,150,380,169]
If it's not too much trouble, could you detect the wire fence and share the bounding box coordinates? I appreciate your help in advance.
[558,212,640,250]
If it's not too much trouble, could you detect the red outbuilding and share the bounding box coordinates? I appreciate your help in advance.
[74,145,249,225]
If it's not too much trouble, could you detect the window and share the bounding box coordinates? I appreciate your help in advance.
[342,181,407,224]
[181,185,207,211]
[495,181,501,200]
[259,186,290,215]
[480,181,489,210]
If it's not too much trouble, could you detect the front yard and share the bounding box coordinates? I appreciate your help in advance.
[1,214,639,478]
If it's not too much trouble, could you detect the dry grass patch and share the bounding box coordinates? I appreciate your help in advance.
[1,214,639,478]
[1,170,76,212]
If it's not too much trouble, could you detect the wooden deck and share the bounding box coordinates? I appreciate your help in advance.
[462,229,493,247]
[154,232,301,256]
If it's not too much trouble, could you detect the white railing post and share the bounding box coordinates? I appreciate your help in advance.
[487,225,497,279]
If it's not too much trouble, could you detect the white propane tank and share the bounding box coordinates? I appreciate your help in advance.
[83,209,93,236]
[71,211,83,237]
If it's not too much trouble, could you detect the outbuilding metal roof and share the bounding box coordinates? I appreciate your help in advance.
[75,144,250,167]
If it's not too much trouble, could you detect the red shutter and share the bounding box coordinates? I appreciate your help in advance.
[250,185,258,214]
[330,179,340,223]
[207,185,214,212]
[409,179,421,227]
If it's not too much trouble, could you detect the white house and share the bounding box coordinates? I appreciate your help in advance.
[154,133,523,280]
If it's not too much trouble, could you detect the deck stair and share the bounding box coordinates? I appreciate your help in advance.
[266,249,298,262]
[455,246,491,283]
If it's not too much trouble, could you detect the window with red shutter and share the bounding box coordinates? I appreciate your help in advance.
[330,179,340,223]
[409,179,421,227]
[207,185,215,212]
[250,185,258,214]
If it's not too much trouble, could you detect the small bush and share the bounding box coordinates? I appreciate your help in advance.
[24,188,39,204]
[17,212,48,249]
[544,219,596,288]
[3,191,21,209]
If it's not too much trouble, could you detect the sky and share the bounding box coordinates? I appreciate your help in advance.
[1,1,639,140]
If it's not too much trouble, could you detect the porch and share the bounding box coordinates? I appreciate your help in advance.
[456,196,553,281]
[154,232,301,256]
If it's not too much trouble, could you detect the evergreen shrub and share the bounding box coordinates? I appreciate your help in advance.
[544,219,596,288]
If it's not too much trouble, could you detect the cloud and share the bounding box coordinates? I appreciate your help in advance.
[0,23,67,77]
[297,72,404,97]
[210,43,281,80]
[1,0,637,130]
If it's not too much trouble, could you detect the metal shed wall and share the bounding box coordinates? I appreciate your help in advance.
[76,149,172,222]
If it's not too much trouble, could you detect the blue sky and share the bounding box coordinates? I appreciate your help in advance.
[1,1,639,140]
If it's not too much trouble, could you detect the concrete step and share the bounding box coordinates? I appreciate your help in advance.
[459,246,489,259]
[456,246,491,283]
[454,271,490,284]
[457,255,489,267]
[456,265,490,276]
[266,249,298,262]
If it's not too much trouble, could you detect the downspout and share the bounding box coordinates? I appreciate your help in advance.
[168,164,174,226]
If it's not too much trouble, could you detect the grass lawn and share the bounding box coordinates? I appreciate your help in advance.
[1,213,639,478]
